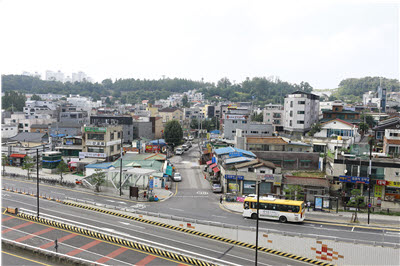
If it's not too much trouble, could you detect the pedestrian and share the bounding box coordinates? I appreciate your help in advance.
[220,195,223,204]
[307,201,311,211]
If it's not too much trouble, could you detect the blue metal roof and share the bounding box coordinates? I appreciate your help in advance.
[214,147,256,158]
[225,157,253,164]
[85,162,114,169]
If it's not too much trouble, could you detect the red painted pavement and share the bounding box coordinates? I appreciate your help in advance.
[135,255,157,265]
[40,233,78,249]
[2,216,15,222]
[96,247,128,264]
[66,240,102,256]
[15,227,55,242]
[2,222,33,234]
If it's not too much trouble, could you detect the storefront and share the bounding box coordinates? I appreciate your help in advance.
[9,154,26,166]
[376,180,400,202]
[225,174,244,193]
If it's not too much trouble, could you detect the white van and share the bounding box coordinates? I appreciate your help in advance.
[175,148,184,155]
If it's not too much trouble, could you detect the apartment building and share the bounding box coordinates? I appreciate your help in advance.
[284,91,320,135]
[263,104,284,132]
[81,125,123,161]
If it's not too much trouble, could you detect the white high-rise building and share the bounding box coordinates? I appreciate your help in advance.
[46,70,64,82]
[284,91,320,135]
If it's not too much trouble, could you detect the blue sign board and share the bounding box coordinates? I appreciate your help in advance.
[212,157,216,163]
[149,179,154,189]
[225,174,244,180]
[339,175,369,184]
[229,152,243,158]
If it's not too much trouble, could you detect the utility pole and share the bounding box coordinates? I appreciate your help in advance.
[368,136,374,224]
[119,132,123,196]
[36,149,39,217]
[255,181,260,266]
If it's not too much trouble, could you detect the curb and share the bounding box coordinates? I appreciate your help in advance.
[221,203,400,230]
[15,212,216,266]
[63,201,333,266]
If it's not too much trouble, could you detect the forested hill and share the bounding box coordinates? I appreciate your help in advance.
[331,77,400,101]
[1,75,313,105]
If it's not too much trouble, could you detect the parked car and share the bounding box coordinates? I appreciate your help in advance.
[186,142,192,148]
[183,136,188,141]
[175,148,184,155]
[182,144,189,151]
[173,172,182,182]
[188,136,194,141]
[212,183,222,193]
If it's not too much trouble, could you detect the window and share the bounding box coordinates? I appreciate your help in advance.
[88,147,104,153]
[251,131,259,134]
[260,170,265,174]
[110,145,114,152]
[297,111,305,114]
[117,144,121,151]
[87,133,104,140]
[297,120,304,124]
[290,101,293,107]
[242,121,247,124]
[289,120,292,126]
[232,120,238,124]
[298,101,305,105]
[232,130,236,133]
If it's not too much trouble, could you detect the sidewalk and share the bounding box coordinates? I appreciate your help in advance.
[2,166,174,202]
[221,202,400,228]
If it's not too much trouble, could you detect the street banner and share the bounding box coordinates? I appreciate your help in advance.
[339,175,369,184]
[374,185,383,198]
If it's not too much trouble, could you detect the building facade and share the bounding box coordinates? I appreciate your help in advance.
[284,91,320,135]
[82,125,123,161]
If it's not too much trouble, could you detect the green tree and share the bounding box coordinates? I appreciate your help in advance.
[31,94,42,101]
[92,169,106,192]
[22,156,35,178]
[190,118,199,129]
[1,91,26,111]
[283,185,304,201]
[56,160,69,182]
[182,95,190,108]
[360,114,375,128]
[164,120,183,148]
[2,154,8,175]
[308,123,322,136]
[358,122,369,135]
[251,112,263,122]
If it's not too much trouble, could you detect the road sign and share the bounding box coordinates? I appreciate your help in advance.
[368,203,372,208]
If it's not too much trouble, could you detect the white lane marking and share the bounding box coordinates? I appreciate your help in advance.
[352,227,355,232]
[212,215,226,218]
[6,195,247,265]
[169,208,184,212]
[120,222,130,225]
[197,191,208,195]
[21,208,146,230]
[51,192,65,195]
[105,200,116,202]
[118,202,127,205]
[1,227,129,266]
[130,204,146,209]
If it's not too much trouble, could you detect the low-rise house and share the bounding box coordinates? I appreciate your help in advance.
[283,175,330,202]
[55,136,83,159]
[320,104,360,125]
[383,129,400,157]
[373,117,400,141]
[30,124,50,133]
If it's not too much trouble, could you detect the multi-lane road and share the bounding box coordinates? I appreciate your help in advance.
[2,144,400,265]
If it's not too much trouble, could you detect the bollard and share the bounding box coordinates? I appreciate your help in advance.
[387,208,389,214]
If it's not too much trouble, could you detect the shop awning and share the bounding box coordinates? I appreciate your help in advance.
[10,154,26,158]
[213,167,220,173]
[206,160,213,165]
[300,160,311,162]
[210,163,217,168]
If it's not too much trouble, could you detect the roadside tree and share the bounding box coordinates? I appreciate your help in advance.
[56,160,69,182]
[92,169,106,192]
[164,120,183,148]
[22,156,35,178]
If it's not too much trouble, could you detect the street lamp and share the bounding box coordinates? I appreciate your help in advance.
[250,180,261,266]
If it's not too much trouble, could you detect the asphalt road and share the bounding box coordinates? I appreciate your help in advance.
[2,191,309,266]
[2,145,400,247]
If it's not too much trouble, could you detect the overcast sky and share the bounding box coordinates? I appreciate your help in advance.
[1,0,398,89]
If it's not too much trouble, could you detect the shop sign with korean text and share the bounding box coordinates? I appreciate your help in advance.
[85,127,107,133]
[339,175,369,184]
[225,174,244,180]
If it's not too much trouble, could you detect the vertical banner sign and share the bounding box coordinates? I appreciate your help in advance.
[374,185,383,198]
[149,176,154,190]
